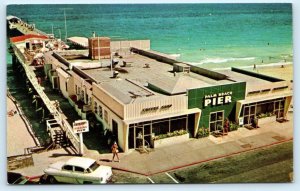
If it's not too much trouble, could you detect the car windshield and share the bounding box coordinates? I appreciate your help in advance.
[88,162,100,172]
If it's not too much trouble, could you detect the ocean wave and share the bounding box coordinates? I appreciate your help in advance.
[212,61,293,71]
[168,54,181,58]
[187,57,256,65]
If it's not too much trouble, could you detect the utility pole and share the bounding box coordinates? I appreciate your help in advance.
[58,29,61,39]
[59,8,73,41]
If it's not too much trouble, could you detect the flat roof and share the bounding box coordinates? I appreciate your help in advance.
[218,70,272,86]
[80,53,234,104]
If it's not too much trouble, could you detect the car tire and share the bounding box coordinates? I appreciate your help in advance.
[48,176,57,184]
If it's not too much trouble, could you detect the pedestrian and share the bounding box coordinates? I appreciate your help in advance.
[224,118,230,135]
[253,64,256,70]
[111,142,120,162]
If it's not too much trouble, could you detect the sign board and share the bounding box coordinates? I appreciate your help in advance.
[204,91,232,107]
[73,120,89,133]
[239,117,244,126]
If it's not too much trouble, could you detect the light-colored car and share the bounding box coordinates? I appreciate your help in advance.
[43,157,112,184]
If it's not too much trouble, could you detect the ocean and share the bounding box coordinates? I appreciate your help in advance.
[7,3,293,69]
[6,3,293,146]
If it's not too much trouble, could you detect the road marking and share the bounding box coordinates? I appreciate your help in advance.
[165,172,179,183]
[147,177,155,184]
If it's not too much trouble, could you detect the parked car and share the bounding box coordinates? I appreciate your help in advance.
[8,172,40,184]
[42,157,112,184]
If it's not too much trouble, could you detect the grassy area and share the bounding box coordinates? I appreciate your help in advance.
[111,170,150,184]
[111,142,293,184]
[149,141,293,183]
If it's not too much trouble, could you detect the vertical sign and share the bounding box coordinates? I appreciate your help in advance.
[73,120,89,155]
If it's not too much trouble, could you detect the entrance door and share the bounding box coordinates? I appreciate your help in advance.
[135,126,144,149]
[143,124,152,148]
[129,127,134,149]
[243,105,256,125]
[274,100,284,119]
[112,119,118,143]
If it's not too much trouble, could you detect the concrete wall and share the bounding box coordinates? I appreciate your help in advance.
[56,68,70,98]
[72,72,93,104]
[93,95,125,150]
[92,83,125,119]
[111,40,150,54]
[246,80,292,98]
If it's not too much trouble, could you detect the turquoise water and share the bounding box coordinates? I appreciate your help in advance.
[6,3,293,147]
[7,4,292,68]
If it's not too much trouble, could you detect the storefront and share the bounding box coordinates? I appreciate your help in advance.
[125,108,201,149]
[188,82,246,133]
[236,92,292,126]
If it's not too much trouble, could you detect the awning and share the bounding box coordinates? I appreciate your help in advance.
[124,108,201,125]
[238,91,292,105]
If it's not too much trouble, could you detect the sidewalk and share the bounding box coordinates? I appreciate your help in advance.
[11,113,293,177]
[95,113,293,176]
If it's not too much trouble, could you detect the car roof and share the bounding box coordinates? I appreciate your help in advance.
[64,157,96,169]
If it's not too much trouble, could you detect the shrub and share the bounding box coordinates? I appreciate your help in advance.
[229,122,239,131]
[153,129,188,140]
[257,112,275,119]
[197,127,209,138]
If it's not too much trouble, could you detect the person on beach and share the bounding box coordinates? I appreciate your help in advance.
[111,142,120,162]
[253,64,256,70]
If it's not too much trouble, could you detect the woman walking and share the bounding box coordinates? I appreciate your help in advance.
[111,142,120,162]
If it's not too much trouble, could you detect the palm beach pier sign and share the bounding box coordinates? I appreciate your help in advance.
[204,91,232,107]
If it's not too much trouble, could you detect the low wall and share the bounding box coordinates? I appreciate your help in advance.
[153,133,189,148]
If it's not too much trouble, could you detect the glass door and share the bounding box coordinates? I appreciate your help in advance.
[243,105,256,125]
[135,126,144,149]
[143,124,152,148]
[274,100,284,119]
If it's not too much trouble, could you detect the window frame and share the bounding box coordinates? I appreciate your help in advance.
[209,110,224,132]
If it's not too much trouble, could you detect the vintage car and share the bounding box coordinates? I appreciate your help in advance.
[43,157,112,184]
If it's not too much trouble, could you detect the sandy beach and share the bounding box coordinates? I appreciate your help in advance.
[7,94,37,157]
[248,63,293,82]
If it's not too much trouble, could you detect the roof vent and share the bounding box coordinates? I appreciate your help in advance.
[173,63,190,73]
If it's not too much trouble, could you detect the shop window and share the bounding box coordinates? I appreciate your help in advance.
[152,121,169,136]
[209,111,224,132]
[98,105,103,118]
[81,90,84,102]
[170,117,187,132]
[94,101,98,113]
[104,110,108,123]
[85,93,88,104]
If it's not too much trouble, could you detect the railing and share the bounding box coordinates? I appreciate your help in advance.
[61,118,80,151]
[12,46,81,154]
